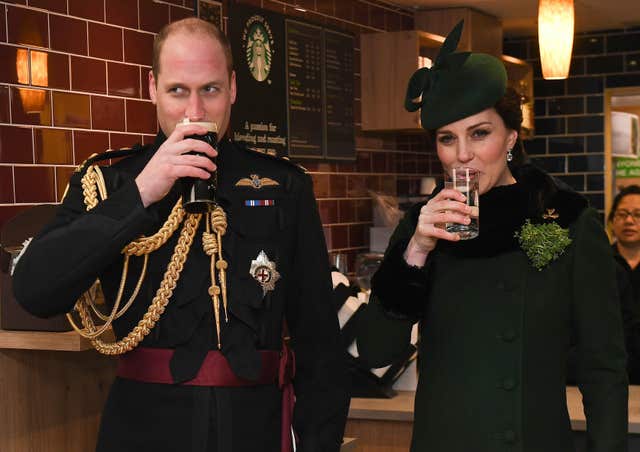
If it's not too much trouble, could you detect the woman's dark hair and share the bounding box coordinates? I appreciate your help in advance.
[495,87,528,170]
[426,87,528,169]
[608,185,640,222]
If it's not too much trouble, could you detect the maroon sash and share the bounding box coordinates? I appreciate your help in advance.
[116,346,296,452]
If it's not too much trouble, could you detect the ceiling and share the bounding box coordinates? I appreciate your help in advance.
[382,0,640,37]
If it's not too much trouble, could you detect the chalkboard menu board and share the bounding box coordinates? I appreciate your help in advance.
[324,30,355,159]
[229,4,355,160]
[286,21,323,158]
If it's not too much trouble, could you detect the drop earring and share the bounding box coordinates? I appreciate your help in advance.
[506,148,513,162]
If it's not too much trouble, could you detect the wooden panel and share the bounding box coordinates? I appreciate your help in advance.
[361,31,444,131]
[345,388,640,450]
[344,419,412,452]
[467,9,503,56]
[0,349,116,452]
[567,385,640,433]
[613,105,640,117]
[0,330,93,351]
[361,31,417,131]
[414,8,503,57]
[349,391,414,421]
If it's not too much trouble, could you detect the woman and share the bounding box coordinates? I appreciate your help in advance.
[610,185,640,270]
[609,185,640,383]
[356,21,628,451]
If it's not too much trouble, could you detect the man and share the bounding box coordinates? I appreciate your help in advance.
[13,18,349,452]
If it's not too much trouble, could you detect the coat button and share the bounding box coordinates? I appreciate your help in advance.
[501,378,517,390]
[497,281,505,290]
[503,429,516,443]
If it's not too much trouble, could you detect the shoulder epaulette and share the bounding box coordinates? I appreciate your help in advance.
[281,156,308,173]
[242,146,308,174]
[74,144,143,173]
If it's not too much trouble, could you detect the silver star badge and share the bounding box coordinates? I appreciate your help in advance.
[250,250,280,295]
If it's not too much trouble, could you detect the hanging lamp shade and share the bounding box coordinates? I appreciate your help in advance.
[538,0,574,80]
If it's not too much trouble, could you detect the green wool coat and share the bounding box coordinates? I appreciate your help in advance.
[357,166,628,452]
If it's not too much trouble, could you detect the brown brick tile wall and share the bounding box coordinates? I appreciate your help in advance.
[0,0,423,274]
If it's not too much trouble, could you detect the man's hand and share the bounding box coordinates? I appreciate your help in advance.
[135,124,217,208]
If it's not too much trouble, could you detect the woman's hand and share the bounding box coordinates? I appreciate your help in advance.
[403,188,472,267]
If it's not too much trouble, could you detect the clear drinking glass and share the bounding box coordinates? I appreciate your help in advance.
[444,167,480,240]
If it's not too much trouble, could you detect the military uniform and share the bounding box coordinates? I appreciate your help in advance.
[357,164,628,452]
[13,133,349,452]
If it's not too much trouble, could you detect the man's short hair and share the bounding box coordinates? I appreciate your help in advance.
[152,18,234,81]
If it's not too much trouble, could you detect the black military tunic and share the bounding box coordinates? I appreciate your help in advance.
[13,132,349,452]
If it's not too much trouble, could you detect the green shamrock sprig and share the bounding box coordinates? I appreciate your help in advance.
[514,220,572,271]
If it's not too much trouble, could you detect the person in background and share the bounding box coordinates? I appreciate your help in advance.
[609,185,640,384]
[356,20,628,452]
[12,18,348,452]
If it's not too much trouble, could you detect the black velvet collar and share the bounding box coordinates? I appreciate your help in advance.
[425,164,588,258]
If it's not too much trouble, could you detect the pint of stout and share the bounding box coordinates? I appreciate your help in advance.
[176,119,218,213]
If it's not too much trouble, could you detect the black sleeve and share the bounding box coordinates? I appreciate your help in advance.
[12,167,155,317]
[356,203,429,368]
[285,173,349,452]
[373,201,433,319]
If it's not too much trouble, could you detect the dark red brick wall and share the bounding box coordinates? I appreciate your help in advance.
[0,0,438,272]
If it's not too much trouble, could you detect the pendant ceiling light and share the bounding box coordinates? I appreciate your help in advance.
[538,0,575,80]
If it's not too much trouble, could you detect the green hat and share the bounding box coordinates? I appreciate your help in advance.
[405,20,507,131]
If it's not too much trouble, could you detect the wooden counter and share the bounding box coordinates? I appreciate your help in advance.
[349,387,640,432]
[0,329,93,351]
[0,330,357,451]
[346,387,640,451]
[0,331,116,452]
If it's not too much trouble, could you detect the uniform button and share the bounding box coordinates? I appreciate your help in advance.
[501,329,517,342]
[501,378,517,390]
[503,430,516,444]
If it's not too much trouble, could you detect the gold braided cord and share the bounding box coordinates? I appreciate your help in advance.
[211,207,227,235]
[122,200,186,256]
[70,164,196,354]
[211,207,229,321]
[66,246,132,340]
[67,278,123,339]
[204,215,222,348]
[202,207,229,348]
[90,254,149,321]
[92,213,201,355]
[81,163,108,210]
[72,161,232,354]
[80,159,185,257]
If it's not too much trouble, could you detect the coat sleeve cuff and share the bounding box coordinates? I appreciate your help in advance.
[371,238,431,320]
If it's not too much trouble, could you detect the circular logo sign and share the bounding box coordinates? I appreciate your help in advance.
[242,15,274,82]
